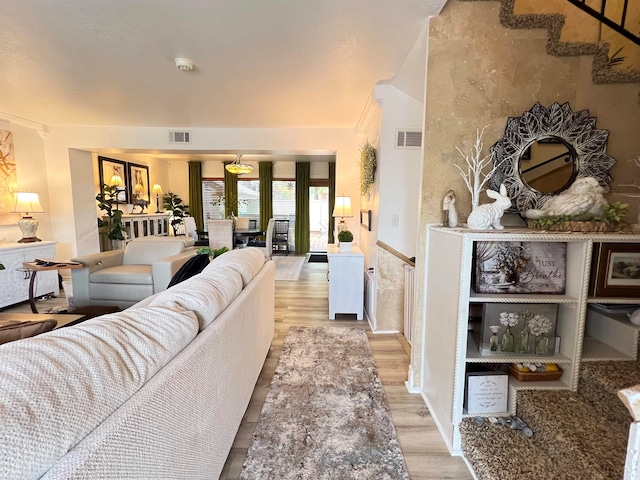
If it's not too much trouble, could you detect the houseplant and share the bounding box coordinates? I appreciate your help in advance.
[338,229,353,252]
[360,141,377,196]
[163,191,190,235]
[196,246,229,259]
[96,184,128,250]
[527,202,628,232]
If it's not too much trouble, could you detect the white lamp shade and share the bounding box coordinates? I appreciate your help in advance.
[332,196,352,218]
[12,192,44,215]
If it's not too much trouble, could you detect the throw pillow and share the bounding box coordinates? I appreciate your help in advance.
[0,319,57,345]
[168,254,211,288]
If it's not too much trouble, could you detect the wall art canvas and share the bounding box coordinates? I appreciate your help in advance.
[0,130,18,225]
[465,371,508,414]
[590,243,640,297]
[98,156,128,203]
[480,303,558,356]
[474,241,566,294]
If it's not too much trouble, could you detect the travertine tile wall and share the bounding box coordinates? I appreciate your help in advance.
[410,0,640,388]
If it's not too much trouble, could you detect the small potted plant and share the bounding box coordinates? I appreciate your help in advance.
[338,229,353,252]
[196,246,229,260]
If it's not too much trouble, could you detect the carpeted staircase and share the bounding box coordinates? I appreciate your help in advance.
[461,361,640,479]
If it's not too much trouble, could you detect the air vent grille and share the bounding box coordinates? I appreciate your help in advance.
[169,131,191,144]
[396,130,422,148]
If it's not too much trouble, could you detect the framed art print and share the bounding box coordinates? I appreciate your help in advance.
[360,209,372,231]
[98,156,128,203]
[127,163,150,204]
[590,243,640,298]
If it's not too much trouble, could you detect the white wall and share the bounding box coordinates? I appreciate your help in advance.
[39,125,359,259]
[374,83,424,258]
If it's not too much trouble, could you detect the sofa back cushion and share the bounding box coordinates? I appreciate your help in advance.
[122,239,186,265]
[206,247,265,287]
[148,264,243,330]
[0,306,198,480]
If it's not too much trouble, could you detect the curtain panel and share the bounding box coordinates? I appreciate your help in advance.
[259,162,273,231]
[223,162,239,217]
[328,162,336,244]
[295,162,310,254]
[188,161,204,230]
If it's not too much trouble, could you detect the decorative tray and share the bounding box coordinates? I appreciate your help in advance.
[508,365,563,382]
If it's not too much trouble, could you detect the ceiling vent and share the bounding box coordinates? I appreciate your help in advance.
[396,130,422,148]
[168,131,191,144]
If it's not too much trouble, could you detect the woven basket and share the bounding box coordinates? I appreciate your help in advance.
[527,220,613,232]
[508,364,562,382]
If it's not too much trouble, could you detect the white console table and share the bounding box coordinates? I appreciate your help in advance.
[121,214,170,239]
[0,241,59,308]
[327,244,364,320]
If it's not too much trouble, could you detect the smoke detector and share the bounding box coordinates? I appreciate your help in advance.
[174,58,194,71]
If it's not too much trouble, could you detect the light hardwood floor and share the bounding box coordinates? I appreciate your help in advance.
[219,258,472,479]
[4,260,473,479]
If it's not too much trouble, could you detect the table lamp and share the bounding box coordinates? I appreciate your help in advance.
[152,184,163,213]
[12,192,44,243]
[332,195,352,236]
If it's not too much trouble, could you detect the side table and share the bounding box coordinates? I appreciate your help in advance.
[22,260,83,313]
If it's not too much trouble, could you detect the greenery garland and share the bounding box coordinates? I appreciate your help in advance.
[359,141,377,196]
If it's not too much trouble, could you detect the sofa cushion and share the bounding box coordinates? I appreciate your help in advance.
[148,264,243,330]
[167,254,211,288]
[0,318,57,345]
[122,239,185,266]
[0,306,198,480]
[90,265,153,284]
[206,247,265,287]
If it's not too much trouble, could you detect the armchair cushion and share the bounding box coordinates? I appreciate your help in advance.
[89,265,153,285]
[122,239,187,265]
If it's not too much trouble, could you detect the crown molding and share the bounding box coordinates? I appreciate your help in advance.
[0,111,49,137]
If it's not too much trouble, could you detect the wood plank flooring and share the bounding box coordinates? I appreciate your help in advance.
[2,260,473,479]
[219,259,472,480]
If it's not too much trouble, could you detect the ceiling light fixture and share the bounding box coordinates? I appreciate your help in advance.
[225,154,254,175]
[174,58,194,71]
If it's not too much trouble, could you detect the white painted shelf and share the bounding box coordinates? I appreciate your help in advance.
[421,226,640,456]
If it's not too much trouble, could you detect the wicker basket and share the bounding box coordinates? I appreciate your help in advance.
[527,220,614,232]
[508,364,563,382]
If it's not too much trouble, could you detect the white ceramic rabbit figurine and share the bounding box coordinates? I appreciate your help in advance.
[466,184,511,230]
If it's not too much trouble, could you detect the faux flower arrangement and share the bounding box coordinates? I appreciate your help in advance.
[489,325,500,334]
[499,311,520,328]
[527,315,553,336]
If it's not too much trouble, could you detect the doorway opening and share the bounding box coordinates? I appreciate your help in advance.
[309,184,329,252]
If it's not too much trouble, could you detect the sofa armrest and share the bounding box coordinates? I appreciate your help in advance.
[151,250,198,293]
[70,250,125,307]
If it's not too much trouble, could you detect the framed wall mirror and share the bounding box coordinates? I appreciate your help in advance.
[489,102,616,215]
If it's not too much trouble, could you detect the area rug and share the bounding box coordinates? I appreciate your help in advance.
[239,326,409,480]
[272,255,305,281]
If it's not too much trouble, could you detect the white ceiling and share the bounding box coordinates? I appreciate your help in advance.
[0,0,446,129]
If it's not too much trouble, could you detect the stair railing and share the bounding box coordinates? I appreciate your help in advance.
[566,0,640,46]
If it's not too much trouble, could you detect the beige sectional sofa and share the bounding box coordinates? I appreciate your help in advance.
[0,247,275,480]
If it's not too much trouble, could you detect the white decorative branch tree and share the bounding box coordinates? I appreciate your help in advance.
[454,125,497,211]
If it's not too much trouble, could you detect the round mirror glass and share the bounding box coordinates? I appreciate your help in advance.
[518,137,577,194]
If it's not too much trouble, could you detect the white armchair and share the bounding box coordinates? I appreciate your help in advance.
[70,238,197,309]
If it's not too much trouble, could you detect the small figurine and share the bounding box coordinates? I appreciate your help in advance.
[524,176,606,219]
[442,190,458,227]
[467,184,511,230]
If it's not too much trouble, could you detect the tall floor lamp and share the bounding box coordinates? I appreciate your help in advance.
[153,184,163,213]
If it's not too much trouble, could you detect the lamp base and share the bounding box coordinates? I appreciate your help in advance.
[17,217,41,243]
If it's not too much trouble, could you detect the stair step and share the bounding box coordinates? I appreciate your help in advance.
[517,390,628,479]
[580,361,640,424]
[460,417,571,480]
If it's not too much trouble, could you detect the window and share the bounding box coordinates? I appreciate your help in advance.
[202,180,225,220]
[273,180,296,250]
[202,179,260,223]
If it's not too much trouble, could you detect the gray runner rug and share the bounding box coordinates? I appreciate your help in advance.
[239,326,410,480]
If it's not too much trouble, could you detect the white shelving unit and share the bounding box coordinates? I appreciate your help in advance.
[421,226,640,455]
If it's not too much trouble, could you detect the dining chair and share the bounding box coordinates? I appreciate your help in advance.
[272,219,290,256]
[206,219,234,251]
[235,217,250,230]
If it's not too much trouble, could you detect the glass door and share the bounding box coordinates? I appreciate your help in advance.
[309,185,329,252]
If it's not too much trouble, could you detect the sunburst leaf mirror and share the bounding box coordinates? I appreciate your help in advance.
[488,102,616,214]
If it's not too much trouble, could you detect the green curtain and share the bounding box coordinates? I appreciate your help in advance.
[328,161,336,244]
[295,162,310,254]
[223,162,238,217]
[259,162,273,231]
[188,161,204,230]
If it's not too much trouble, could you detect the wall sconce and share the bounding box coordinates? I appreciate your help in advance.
[12,192,44,243]
[152,184,163,213]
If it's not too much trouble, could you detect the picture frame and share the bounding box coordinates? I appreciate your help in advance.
[474,241,566,294]
[480,303,558,356]
[360,209,372,231]
[464,371,509,414]
[98,156,128,203]
[127,163,150,204]
[590,243,640,298]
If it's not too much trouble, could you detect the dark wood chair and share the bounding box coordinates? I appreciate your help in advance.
[272,219,289,255]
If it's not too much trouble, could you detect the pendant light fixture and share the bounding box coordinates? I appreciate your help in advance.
[225,154,254,175]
